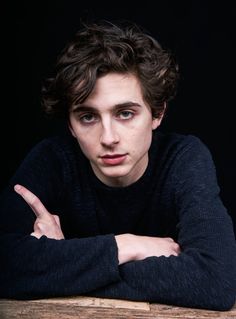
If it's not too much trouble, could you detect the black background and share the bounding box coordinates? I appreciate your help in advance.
[3,1,236,234]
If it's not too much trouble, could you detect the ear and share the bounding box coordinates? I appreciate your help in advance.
[67,120,76,138]
[152,102,166,130]
[152,117,162,130]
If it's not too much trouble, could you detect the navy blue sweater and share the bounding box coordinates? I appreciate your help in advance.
[0,130,235,310]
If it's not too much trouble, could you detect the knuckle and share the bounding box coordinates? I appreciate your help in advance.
[53,214,59,221]
[34,220,40,228]
[28,193,38,205]
[36,222,44,230]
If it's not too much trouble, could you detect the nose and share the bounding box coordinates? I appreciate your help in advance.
[100,120,119,147]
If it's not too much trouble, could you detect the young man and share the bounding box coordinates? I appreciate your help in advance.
[0,21,235,310]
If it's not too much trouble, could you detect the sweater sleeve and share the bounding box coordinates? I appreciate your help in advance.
[0,138,121,299]
[87,136,236,310]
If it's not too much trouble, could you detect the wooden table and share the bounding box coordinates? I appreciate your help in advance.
[0,296,236,319]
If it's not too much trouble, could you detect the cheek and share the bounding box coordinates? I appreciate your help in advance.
[78,137,96,154]
[128,126,153,153]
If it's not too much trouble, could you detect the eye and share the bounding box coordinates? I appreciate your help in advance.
[79,113,97,124]
[117,110,134,120]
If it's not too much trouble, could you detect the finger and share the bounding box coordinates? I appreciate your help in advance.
[52,214,61,227]
[14,184,51,219]
[30,232,42,239]
[166,237,174,242]
[173,243,181,255]
[176,244,181,254]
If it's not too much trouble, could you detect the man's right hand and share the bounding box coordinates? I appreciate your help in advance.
[115,234,181,265]
[14,184,65,240]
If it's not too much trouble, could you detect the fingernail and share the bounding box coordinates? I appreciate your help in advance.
[14,185,22,192]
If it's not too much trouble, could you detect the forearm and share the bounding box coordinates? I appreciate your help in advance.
[0,233,120,299]
[91,220,236,311]
[89,250,235,310]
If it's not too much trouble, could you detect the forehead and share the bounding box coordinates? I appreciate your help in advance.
[84,73,145,108]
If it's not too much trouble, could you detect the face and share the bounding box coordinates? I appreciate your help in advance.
[69,73,162,187]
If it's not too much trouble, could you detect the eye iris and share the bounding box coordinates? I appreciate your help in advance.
[83,114,94,122]
[121,111,131,118]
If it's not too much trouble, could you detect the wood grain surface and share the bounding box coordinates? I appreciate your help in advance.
[0,296,235,319]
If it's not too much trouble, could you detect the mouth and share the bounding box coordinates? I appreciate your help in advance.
[100,154,127,165]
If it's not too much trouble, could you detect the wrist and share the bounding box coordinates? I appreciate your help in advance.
[115,233,137,265]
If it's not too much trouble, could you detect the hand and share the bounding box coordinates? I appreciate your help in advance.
[14,184,65,240]
[115,234,181,265]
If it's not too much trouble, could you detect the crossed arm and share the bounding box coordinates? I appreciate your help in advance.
[14,184,181,265]
[5,181,235,309]
[4,137,235,309]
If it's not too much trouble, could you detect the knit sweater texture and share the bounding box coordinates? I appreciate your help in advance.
[0,130,235,310]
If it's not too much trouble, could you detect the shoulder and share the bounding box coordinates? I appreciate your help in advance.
[15,132,86,178]
[156,132,219,184]
[30,133,76,152]
[151,131,217,182]
[25,133,79,160]
[153,131,212,160]
[9,132,86,190]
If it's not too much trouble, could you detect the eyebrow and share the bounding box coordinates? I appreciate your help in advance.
[71,102,142,113]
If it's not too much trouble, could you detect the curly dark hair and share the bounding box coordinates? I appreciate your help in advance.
[42,20,179,119]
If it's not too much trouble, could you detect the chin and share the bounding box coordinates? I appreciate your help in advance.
[101,166,131,178]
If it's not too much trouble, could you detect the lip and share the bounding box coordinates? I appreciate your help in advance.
[100,154,127,165]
